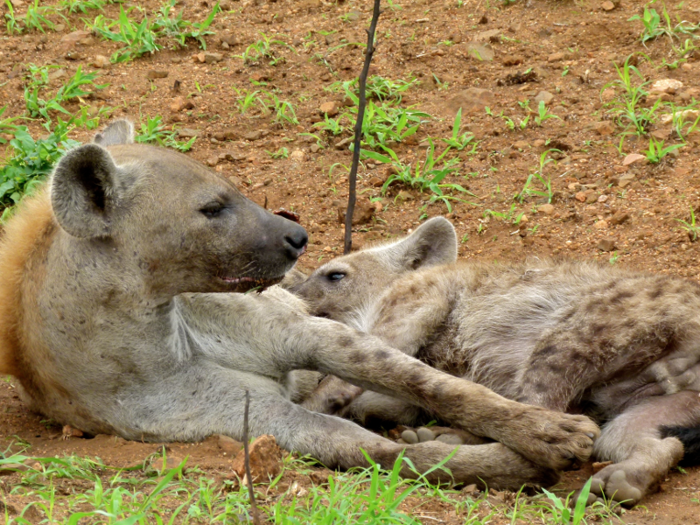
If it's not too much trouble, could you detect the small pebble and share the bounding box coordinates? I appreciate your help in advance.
[416,427,436,442]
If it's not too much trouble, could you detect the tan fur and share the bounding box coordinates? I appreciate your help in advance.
[0,189,55,378]
[292,217,700,505]
[0,122,601,491]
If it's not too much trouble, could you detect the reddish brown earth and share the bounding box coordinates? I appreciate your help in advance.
[1,0,700,522]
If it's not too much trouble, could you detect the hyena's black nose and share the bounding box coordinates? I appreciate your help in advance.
[284,225,308,259]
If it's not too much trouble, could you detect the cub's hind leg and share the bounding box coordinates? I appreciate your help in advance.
[588,391,700,506]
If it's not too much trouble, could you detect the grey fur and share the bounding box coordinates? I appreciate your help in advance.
[2,121,599,491]
[293,218,700,505]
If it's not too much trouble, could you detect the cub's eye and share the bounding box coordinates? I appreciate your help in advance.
[326,272,346,282]
[200,203,225,218]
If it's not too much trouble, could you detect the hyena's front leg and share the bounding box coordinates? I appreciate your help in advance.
[284,317,599,471]
[125,364,557,490]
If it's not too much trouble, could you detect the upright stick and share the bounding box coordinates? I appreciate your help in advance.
[344,0,382,254]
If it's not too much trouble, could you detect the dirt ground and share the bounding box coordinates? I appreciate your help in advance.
[1,0,700,522]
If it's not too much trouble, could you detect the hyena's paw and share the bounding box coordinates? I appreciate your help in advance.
[502,408,600,471]
[398,426,489,446]
[586,463,653,507]
[301,377,363,415]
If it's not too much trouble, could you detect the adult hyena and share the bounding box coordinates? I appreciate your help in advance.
[0,121,597,490]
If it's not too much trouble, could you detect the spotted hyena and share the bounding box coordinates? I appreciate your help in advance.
[0,121,598,491]
[293,217,700,505]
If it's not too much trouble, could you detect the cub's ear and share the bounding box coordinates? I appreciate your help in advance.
[50,144,127,239]
[93,119,134,146]
[384,217,458,271]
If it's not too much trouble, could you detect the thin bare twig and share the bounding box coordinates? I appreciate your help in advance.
[344,0,382,255]
[243,390,261,525]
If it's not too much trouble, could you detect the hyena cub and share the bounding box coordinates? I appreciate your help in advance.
[293,217,700,506]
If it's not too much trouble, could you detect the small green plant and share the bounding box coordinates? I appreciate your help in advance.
[539,478,594,525]
[676,206,700,241]
[642,136,683,163]
[25,65,108,122]
[440,108,478,152]
[258,93,299,126]
[4,0,23,34]
[328,75,418,105]
[236,32,291,65]
[533,100,561,126]
[135,116,196,152]
[516,149,559,203]
[670,105,700,142]
[24,0,65,32]
[267,147,289,159]
[89,6,162,63]
[0,119,81,217]
[59,0,106,14]
[153,0,219,49]
[232,87,260,114]
[609,252,620,264]
[484,203,524,224]
[363,140,474,212]
[629,4,699,45]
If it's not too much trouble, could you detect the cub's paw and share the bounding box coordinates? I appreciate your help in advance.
[398,426,489,446]
[587,464,651,507]
[301,376,363,415]
[501,408,600,471]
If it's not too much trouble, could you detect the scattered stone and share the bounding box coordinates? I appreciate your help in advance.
[533,139,546,148]
[446,88,495,116]
[204,52,224,63]
[465,42,494,61]
[59,30,91,50]
[242,130,265,141]
[650,79,683,95]
[319,101,339,117]
[310,144,320,153]
[217,434,243,455]
[48,68,67,82]
[547,52,567,62]
[177,128,200,139]
[513,140,528,150]
[618,173,636,188]
[591,121,615,136]
[335,137,352,150]
[534,90,554,104]
[223,151,246,162]
[91,55,110,68]
[62,425,84,439]
[622,153,645,166]
[594,220,609,230]
[395,190,414,203]
[336,197,375,225]
[230,435,282,483]
[463,483,479,494]
[147,70,169,80]
[368,176,384,187]
[213,129,238,141]
[651,129,671,141]
[601,0,616,10]
[401,430,419,444]
[538,204,555,215]
[610,211,630,225]
[501,55,523,66]
[416,427,436,443]
[473,29,501,43]
[660,109,698,125]
[598,194,609,203]
[170,97,195,112]
[574,191,588,202]
[597,238,616,251]
[290,149,306,162]
[500,69,538,86]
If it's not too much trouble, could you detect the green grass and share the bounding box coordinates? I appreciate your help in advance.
[0,443,624,525]
[516,149,559,204]
[135,116,197,152]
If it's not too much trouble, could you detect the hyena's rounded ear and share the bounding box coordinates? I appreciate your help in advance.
[93,119,134,146]
[392,217,458,270]
[50,144,125,239]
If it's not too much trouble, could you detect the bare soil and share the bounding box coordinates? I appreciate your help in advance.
[1,0,700,522]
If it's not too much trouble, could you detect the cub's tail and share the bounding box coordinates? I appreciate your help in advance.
[662,426,700,466]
